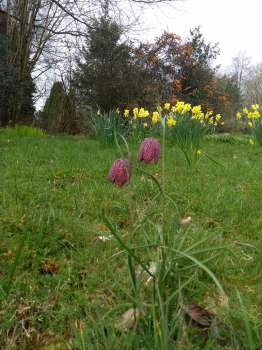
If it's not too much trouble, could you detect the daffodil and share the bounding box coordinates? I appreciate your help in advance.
[252,104,259,110]
[124,109,129,118]
[215,114,222,121]
[205,111,213,120]
[133,107,139,119]
[152,111,160,124]
[143,122,148,128]
[138,108,149,118]
[253,110,260,119]
[192,105,202,115]
[248,121,253,127]
[243,107,249,114]
[173,101,186,113]
[249,138,254,145]
[183,103,192,113]
[196,149,202,156]
[164,103,170,110]
[236,112,242,120]
[249,110,260,119]
[167,117,176,127]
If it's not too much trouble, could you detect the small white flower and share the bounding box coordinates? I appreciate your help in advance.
[96,235,113,242]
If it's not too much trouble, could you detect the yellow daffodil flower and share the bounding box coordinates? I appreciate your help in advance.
[236,112,242,120]
[196,149,202,156]
[250,110,260,119]
[249,139,254,145]
[124,109,129,118]
[173,101,185,113]
[138,108,149,118]
[205,111,213,120]
[164,103,171,110]
[252,104,259,110]
[183,103,192,113]
[167,117,176,127]
[192,105,202,115]
[133,107,139,119]
[152,111,160,124]
[248,121,253,127]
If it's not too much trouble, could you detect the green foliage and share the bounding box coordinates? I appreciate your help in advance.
[178,26,220,106]
[41,82,79,134]
[90,110,130,144]
[1,136,262,348]
[73,19,240,120]
[74,17,133,112]
[206,133,249,144]
[41,82,67,133]
[0,32,35,126]
[0,125,45,137]
[253,119,262,145]
[169,114,207,166]
[0,32,16,126]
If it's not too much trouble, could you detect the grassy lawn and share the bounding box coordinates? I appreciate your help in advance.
[0,133,262,349]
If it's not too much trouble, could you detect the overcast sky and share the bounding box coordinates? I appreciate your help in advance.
[138,0,262,68]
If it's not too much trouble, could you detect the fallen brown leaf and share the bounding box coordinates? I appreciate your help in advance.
[115,308,140,331]
[183,303,213,328]
[40,260,60,274]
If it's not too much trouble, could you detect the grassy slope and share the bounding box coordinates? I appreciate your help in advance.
[0,134,262,349]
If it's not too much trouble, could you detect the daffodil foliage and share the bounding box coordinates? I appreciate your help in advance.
[106,101,224,166]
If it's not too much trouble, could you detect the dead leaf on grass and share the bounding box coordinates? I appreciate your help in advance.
[183,303,213,328]
[115,308,140,331]
[40,260,60,274]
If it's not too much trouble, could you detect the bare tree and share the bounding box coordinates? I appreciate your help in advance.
[243,63,262,105]
[231,51,251,91]
[1,0,182,116]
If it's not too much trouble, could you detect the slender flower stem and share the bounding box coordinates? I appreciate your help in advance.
[161,117,166,236]
[161,115,167,271]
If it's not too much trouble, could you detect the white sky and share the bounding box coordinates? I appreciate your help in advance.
[138,0,262,68]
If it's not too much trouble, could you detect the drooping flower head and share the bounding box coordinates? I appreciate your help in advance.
[138,138,161,164]
[107,159,132,187]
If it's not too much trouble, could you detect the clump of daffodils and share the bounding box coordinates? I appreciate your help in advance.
[236,104,261,145]
[236,104,261,124]
[120,101,224,129]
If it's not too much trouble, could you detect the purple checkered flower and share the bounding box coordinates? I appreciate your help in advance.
[108,159,132,187]
[138,138,161,164]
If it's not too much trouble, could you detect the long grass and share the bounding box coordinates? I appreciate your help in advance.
[0,125,45,137]
[0,133,262,349]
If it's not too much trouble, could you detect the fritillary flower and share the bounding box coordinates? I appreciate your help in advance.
[138,138,161,164]
[108,159,131,187]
